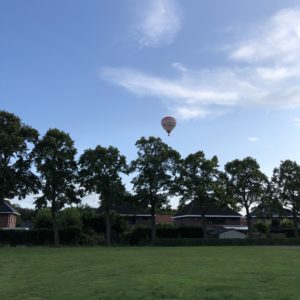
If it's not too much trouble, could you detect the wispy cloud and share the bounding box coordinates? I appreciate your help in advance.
[102,7,300,120]
[134,0,182,47]
[248,137,260,142]
[230,8,300,64]
[293,118,300,126]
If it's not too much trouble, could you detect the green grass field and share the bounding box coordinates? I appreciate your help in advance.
[1,246,299,300]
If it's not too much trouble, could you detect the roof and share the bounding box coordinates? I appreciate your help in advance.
[223,226,248,231]
[250,207,293,217]
[0,200,20,215]
[174,201,241,218]
[97,201,150,216]
[209,227,247,237]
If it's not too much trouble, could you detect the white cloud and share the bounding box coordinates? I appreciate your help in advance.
[248,137,260,142]
[134,0,182,47]
[293,118,300,126]
[230,8,300,63]
[175,107,208,120]
[102,7,300,120]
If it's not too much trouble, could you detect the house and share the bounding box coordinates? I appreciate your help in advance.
[97,202,172,226]
[0,200,20,228]
[209,227,246,239]
[249,207,299,227]
[173,201,242,228]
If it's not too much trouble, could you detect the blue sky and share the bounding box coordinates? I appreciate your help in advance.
[2,0,300,207]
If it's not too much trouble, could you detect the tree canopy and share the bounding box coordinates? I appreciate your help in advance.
[34,128,80,246]
[78,145,127,245]
[0,110,39,200]
[225,157,268,236]
[176,151,226,238]
[130,136,180,241]
[272,160,300,237]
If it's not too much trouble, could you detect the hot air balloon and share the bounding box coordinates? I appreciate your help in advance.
[161,116,176,136]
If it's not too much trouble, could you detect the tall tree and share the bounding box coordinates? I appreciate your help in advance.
[225,157,268,237]
[34,129,80,246]
[0,110,39,200]
[252,181,281,237]
[131,136,180,242]
[176,151,225,238]
[78,145,127,245]
[272,160,300,238]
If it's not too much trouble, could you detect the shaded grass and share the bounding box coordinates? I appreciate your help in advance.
[0,246,299,299]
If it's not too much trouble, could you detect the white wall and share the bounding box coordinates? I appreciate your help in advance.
[219,230,246,239]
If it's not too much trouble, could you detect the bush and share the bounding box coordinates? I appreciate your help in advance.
[129,227,151,245]
[60,208,82,229]
[177,226,203,238]
[281,218,294,229]
[79,230,105,246]
[254,222,268,234]
[33,209,53,229]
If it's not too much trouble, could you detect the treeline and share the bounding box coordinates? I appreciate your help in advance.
[8,206,204,246]
[1,110,300,245]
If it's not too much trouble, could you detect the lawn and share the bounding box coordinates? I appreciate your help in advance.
[0,246,299,300]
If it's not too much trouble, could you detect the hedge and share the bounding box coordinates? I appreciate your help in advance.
[0,226,82,246]
[128,226,204,245]
[154,238,300,246]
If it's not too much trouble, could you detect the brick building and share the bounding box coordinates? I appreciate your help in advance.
[0,200,20,228]
[173,201,242,228]
[97,202,172,226]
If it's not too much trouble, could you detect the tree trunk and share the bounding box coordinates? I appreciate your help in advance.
[51,209,60,247]
[105,212,111,246]
[265,219,271,238]
[245,206,252,238]
[201,211,207,239]
[150,204,156,244]
[293,211,299,238]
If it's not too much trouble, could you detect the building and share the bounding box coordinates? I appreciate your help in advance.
[249,207,299,227]
[173,201,242,228]
[97,202,172,226]
[209,227,246,239]
[0,200,20,228]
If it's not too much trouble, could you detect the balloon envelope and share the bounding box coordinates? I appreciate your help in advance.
[161,116,176,135]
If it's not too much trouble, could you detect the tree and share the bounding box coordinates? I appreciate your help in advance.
[78,145,127,245]
[225,157,268,237]
[130,136,180,242]
[60,207,82,229]
[34,129,80,246]
[33,208,53,229]
[0,110,39,200]
[176,151,225,238]
[251,182,282,237]
[272,160,300,237]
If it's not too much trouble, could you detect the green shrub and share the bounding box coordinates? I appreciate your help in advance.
[177,226,203,238]
[254,222,268,234]
[129,227,151,245]
[60,208,82,228]
[281,218,293,229]
[33,209,53,229]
